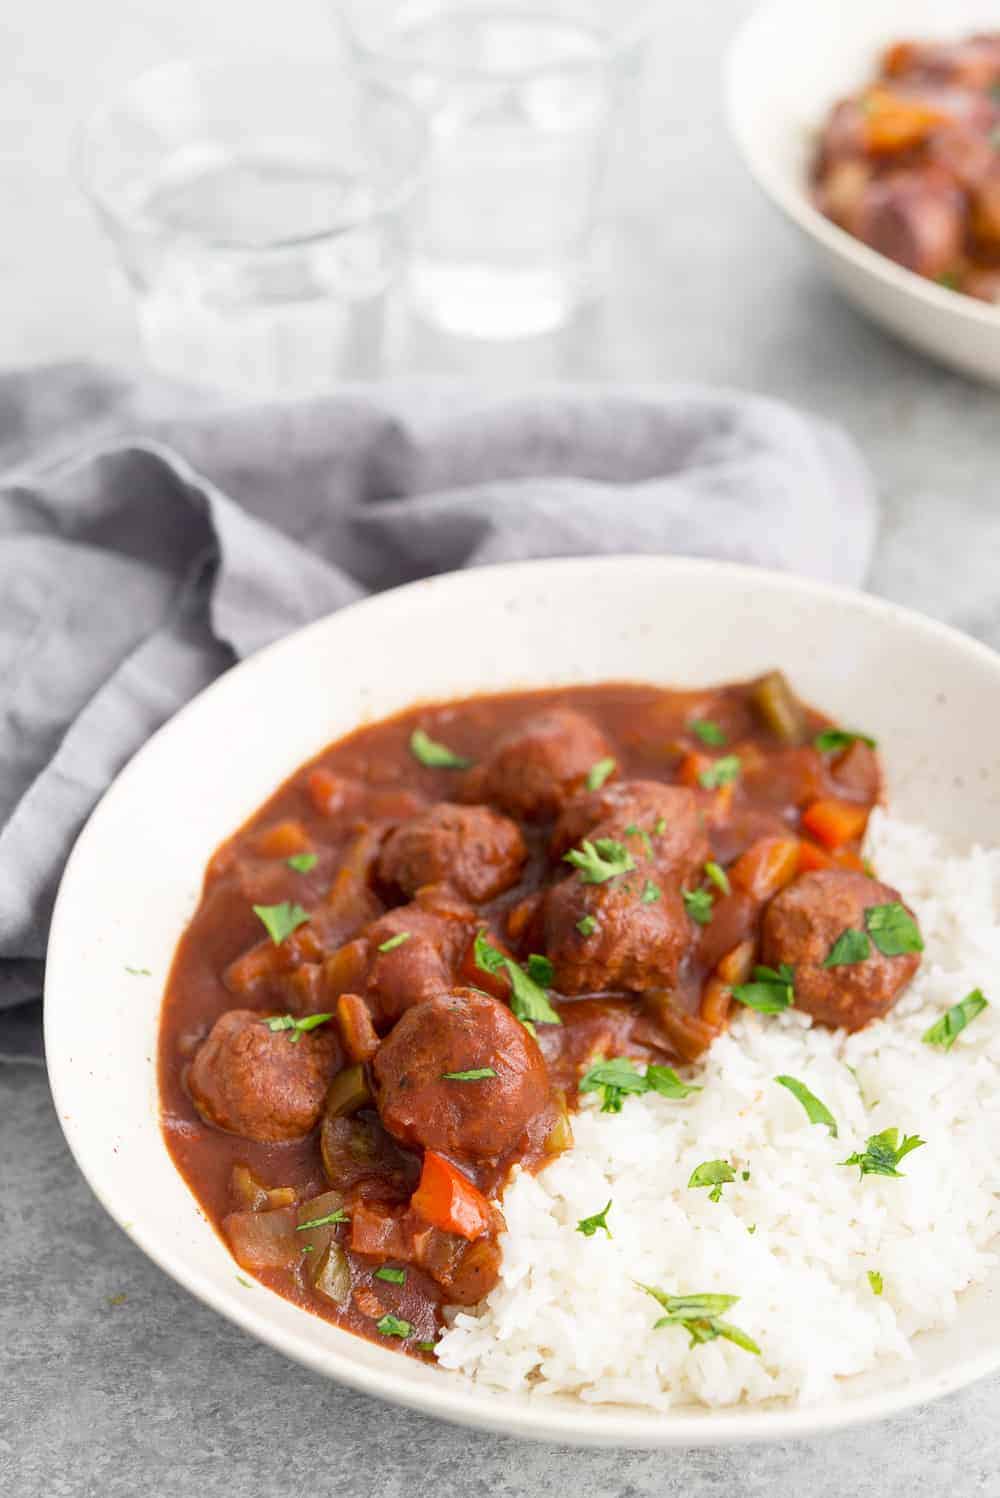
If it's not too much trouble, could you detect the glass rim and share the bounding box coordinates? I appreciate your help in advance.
[75,57,429,253]
[339,5,658,84]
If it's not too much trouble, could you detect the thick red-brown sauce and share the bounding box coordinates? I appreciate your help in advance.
[159,680,874,1355]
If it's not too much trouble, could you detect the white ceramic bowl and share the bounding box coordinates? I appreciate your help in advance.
[726,0,1000,384]
[46,556,1000,1447]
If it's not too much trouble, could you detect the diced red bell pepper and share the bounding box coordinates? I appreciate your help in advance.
[411,1151,491,1241]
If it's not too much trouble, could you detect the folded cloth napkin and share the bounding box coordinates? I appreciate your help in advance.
[0,363,878,1061]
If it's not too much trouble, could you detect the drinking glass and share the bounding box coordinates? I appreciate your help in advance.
[336,0,656,340]
[78,60,427,398]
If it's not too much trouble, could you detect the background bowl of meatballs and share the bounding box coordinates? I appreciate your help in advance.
[726,0,1000,383]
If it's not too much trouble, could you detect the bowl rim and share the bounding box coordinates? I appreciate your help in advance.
[45,554,1000,1448]
[723,0,1000,331]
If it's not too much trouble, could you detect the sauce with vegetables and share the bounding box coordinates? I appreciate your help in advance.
[159,675,921,1356]
[812,33,1000,301]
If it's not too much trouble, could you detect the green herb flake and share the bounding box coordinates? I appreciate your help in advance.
[683,887,714,925]
[375,1266,407,1284]
[586,756,617,792]
[935,270,961,291]
[865,903,924,957]
[688,1159,736,1202]
[417,1340,437,1353]
[576,1200,613,1239]
[474,929,562,1028]
[262,1011,333,1044]
[253,901,310,946]
[409,728,471,770]
[774,1074,838,1136]
[698,755,742,790]
[300,1244,315,1254]
[377,931,412,954]
[922,989,989,1050]
[624,822,654,857]
[442,1067,497,1081]
[653,816,667,836]
[286,852,318,873]
[125,966,151,976]
[296,1209,349,1231]
[690,719,727,747]
[814,729,877,753]
[637,1284,759,1355]
[107,1293,127,1306]
[526,953,555,987]
[731,963,795,1014]
[564,837,636,885]
[841,1127,926,1179]
[236,1276,253,1289]
[576,915,598,937]
[580,1056,650,1114]
[376,1314,413,1339]
[868,1270,884,1296]
[704,860,731,895]
[822,928,871,968]
[645,1064,701,1100]
[747,1224,757,1236]
[641,879,662,905]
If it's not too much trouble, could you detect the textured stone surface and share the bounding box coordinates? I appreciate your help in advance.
[5,0,1000,1492]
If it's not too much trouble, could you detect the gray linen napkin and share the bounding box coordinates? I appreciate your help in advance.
[0,363,878,1061]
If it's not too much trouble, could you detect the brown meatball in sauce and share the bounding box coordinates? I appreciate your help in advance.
[762,870,922,1031]
[373,988,549,1160]
[187,1008,340,1142]
[378,802,527,902]
[460,707,615,822]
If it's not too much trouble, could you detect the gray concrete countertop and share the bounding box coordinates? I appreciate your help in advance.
[3,1,1000,1494]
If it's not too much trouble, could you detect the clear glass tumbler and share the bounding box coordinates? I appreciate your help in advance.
[336,0,655,340]
[78,60,426,398]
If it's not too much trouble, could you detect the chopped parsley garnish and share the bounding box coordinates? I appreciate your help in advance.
[730,963,795,1013]
[822,928,871,968]
[374,1266,407,1284]
[868,1270,883,1296]
[376,1314,412,1338]
[698,755,741,790]
[683,887,714,925]
[688,1159,736,1202]
[704,860,730,895]
[579,1056,700,1113]
[774,1074,838,1136]
[624,822,654,857]
[814,728,877,753]
[841,1127,925,1179]
[637,1285,760,1355]
[253,901,310,946]
[690,719,727,747]
[564,837,636,884]
[922,989,989,1049]
[286,852,318,873]
[296,1208,349,1231]
[653,816,667,836]
[526,953,555,987]
[576,915,598,937]
[865,903,924,957]
[300,1244,315,1253]
[262,1012,333,1044]
[576,1200,613,1239]
[474,929,562,1028]
[409,728,471,770]
[641,879,662,905]
[377,931,411,954]
[441,1067,497,1081]
[586,757,616,791]
[107,1293,127,1306]
[125,966,151,976]
[935,270,961,290]
[236,1275,253,1288]
[417,1340,437,1353]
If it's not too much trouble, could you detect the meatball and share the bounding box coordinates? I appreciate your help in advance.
[761,870,921,1031]
[188,1009,339,1142]
[377,803,527,903]
[550,780,708,878]
[854,167,965,279]
[460,708,614,822]
[373,989,549,1160]
[541,875,691,996]
[364,889,478,1028]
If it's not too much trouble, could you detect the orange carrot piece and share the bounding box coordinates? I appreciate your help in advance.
[860,86,944,155]
[678,751,713,789]
[801,798,870,850]
[255,820,312,858]
[729,836,800,900]
[796,839,833,874]
[411,1151,491,1241]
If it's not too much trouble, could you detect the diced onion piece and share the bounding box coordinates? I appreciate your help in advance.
[336,993,380,1064]
[716,939,755,987]
[749,671,807,745]
[296,1189,347,1260]
[700,976,732,1030]
[322,940,370,1001]
[543,1090,574,1155]
[642,989,717,1062]
[231,1165,297,1212]
[312,1242,351,1306]
[223,1208,299,1271]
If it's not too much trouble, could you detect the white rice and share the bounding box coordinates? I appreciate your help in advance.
[436,810,1000,1407]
